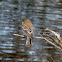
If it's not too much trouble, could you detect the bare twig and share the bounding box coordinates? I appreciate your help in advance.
[43,33,62,48]
[13,34,25,38]
[13,33,62,51]
[46,28,62,43]
[43,33,56,42]
[13,28,62,51]
[13,34,43,39]
[39,35,62,51]
[50,56,55,62]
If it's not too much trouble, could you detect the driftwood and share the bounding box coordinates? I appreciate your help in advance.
[13,28,62,51]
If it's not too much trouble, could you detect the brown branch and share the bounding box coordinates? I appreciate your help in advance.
[46,28,62,43]
[40,35,62,51]
[13,34,62,51]
[43,33,56,42]
[13,34,25,38]
[43,33,62,48]
[13,34,43,39]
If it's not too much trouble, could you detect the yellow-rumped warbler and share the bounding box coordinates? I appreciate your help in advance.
[22,18,34,47]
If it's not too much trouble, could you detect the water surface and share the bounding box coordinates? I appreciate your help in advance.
[0,0,62,62]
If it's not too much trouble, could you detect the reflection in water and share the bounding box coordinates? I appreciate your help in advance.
[0,0,62,62]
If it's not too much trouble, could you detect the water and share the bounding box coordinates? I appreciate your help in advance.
[0,0,62,62]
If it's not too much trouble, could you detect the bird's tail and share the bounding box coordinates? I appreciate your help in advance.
[26,36,32,47]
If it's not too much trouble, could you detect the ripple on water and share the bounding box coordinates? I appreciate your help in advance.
[0,0,62,62]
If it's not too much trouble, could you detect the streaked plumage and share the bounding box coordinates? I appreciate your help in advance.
[22,18,34,47]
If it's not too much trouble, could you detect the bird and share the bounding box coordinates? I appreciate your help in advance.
[22,18,34,47]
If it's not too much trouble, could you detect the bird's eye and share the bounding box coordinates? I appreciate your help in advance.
[30,30,31,32]
[29,28,32,32]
